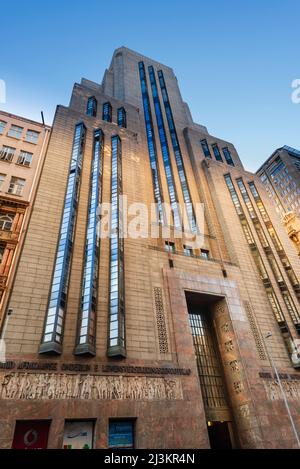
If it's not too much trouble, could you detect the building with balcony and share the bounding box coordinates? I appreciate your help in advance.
[1,49,300,449]
[0,111,51,319]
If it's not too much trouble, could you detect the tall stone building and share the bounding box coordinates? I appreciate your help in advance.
[256,146,300,257]
[0,112,51,321]
[1,48,300,449]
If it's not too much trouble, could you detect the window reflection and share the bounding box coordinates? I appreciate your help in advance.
[108,136,126,357]
[75,128,104,355]
[157,69,197,233]
[40,122,86,354]
[148,65,181,229]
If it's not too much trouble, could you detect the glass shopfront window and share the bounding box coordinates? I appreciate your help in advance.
[108,420,134,449]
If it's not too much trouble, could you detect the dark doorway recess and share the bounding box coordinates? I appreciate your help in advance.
[207,421,233,449]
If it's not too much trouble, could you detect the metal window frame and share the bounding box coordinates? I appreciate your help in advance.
[39,121,86,355]
[74,128,104,356]
[107,135,126,358]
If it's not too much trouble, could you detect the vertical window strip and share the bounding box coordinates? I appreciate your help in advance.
[40,122,86,354]
[108,135,126,357]
[87,97,97,117]
[75,129,104,355]
[138,62,164,223]
[117,107,127,128]
[212,144,223,162]
[189,312,229,409]
[222,147,235,166]
[147,65,181,229]
[249,181,300,304]
[103,102,112,122]
[157,69,197,232]
[224,174,288,332]
[237,178,300,330]
[200,139,212,159]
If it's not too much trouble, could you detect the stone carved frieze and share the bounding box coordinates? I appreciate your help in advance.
[0,373,183,401]
[263,379,300,401]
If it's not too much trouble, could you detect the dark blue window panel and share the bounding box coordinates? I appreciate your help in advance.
[109,421,134,448]
[138,62,164,223]
[117,107,127,128]
[222,147,235,166]
[75,128,104,356]
[103,102,112,122]
[108,135,126,358]
[212,143,223,162]
[157,69,197,233]
[200,139,211,159]
[40,122,86,354]
[148,65,181,229]
[86,96,97,117]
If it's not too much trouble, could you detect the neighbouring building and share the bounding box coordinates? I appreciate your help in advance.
[1,48,300,449]
[256,146,300,256]
[0,112,51,321]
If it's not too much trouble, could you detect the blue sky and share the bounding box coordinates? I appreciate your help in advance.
[1,0,299,172]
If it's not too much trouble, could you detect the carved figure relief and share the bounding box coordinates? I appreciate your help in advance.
[0,373,183,401]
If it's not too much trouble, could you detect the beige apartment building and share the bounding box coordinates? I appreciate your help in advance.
[0,112,51,320]
[256,146,300,257]
[1,48,300,449]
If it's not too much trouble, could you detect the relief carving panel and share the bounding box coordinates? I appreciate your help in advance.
[0,373,183,401]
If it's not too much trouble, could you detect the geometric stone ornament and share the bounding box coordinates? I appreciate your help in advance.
[263,378,300,401]
[154,287,169,353]
[243,301,267,360]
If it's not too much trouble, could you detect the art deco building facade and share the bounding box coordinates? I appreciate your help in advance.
[1,48,300,449]
[0,112,51,322]
[257,146,300,257]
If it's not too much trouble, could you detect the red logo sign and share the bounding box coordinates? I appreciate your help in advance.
[12,421,50,449]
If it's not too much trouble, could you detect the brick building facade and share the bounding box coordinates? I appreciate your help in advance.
[1,48,300,449]
[0,112,51,322]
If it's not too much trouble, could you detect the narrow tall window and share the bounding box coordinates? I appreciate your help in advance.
[157,69,197,232]
[148,65,181,229]
[86,96,97,117]
[138,62,164,223]
[224,174,289,336]
[222,147,234,166]
[75,129,104,356]
[117,107,127,128]
[0,174,5,191]
[188,309,229,410]
[212,144,223,162]
[108,135,126,358]
[103,102,112,122]
[249,181,300,307]
[200,139,212,159]
[40,122,86,354]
